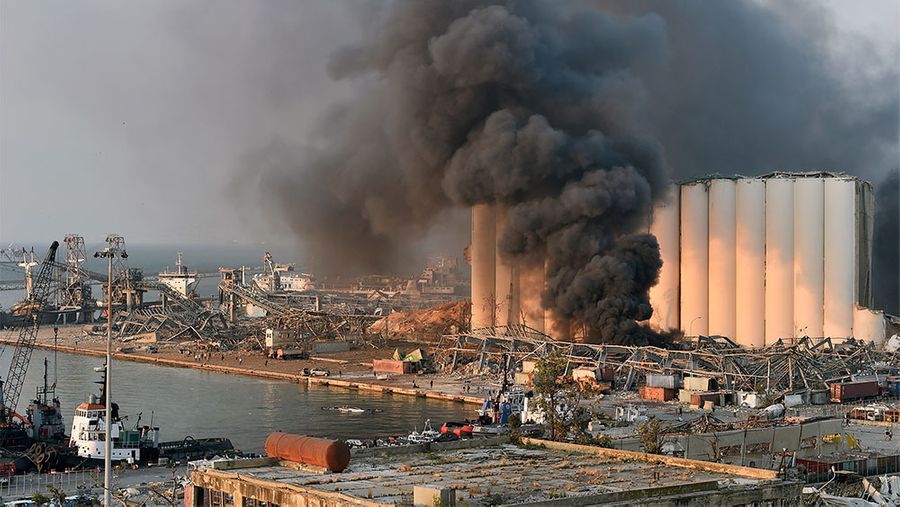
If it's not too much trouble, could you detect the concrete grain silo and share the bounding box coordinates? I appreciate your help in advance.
[793,177,825,338]
[645,172,889,346]
[494,207,519,327]
[469,171,891,346]
[647,194,680,331]
[518,263,545,332]
[470,204,496,329]
[708,179,737,339]
[679,182,710,336]
[735,179,766,348]
[823,178,856,338]
[764,178,795,345]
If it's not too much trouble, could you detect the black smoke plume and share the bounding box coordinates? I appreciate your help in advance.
[251,0,898,342]
[873,169,899,315]
[255,0,672,343]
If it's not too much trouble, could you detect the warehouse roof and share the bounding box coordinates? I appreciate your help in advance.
[191,438,800,506]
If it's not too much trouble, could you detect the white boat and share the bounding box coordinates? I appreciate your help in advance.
[69,368,160,465]
[322,406,366,414]
[407,419,441,444]
[69,398,160,465]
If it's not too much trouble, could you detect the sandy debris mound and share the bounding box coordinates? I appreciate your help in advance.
[368,300,470,340]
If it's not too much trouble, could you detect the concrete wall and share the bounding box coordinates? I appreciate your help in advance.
[191,470,389,507]
[606,417,845,470]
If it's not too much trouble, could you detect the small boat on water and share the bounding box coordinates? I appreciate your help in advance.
[321,406,384,414]
[407,419,441,444]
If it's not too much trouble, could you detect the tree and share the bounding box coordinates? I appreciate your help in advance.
[32,491,49,507]
[638,418,669,454]
[532,349,597,441]
[46,484,66,505]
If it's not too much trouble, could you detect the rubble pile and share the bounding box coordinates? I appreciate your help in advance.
[368,300,470,341]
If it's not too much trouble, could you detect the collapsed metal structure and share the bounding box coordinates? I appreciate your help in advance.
[438,326,900,394]
[218,281,379,342]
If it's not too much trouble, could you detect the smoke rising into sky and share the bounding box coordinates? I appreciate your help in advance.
[1,1,897,320]
[248,0,898,337]
[252,1,677,343]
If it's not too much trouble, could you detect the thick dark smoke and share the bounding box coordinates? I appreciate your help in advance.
[251,0,898,343]
[594,1,899,181]
[595,0,900,314]
[873,169,899,315]
[255,0,670,343]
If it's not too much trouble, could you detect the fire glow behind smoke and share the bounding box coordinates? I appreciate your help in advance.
[282,0,671,344]
[251,0,899,343]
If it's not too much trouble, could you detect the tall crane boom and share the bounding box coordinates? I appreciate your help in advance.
[2,241,59,418]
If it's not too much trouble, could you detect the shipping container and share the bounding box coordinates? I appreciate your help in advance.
[640,386,676,402]
[829,380,880,403]
[690,391,724,407]
[646,374,678,389]
[373,359,414,374]
[678,389,697,404]
[683,376,717,391]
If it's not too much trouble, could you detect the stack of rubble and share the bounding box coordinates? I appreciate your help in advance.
[368,300,469,341]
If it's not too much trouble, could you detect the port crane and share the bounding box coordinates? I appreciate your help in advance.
[0,241,64,445]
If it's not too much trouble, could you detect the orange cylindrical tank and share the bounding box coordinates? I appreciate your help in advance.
[264,432,351,472]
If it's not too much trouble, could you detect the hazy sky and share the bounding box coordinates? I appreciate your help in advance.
[1,0,897,246]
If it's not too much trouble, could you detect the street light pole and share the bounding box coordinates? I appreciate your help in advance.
[689,316,702,337]
[95,245,126,507]
[104,252,112,507]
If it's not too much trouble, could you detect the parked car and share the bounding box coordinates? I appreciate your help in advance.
[302,367,330,377]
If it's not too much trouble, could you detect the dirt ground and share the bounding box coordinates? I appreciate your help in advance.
[20,324,500,402]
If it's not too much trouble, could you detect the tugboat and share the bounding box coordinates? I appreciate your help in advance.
[69,368,160,465]
[69,366,235,466]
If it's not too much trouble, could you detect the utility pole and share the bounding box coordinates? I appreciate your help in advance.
[94,242,127,507]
